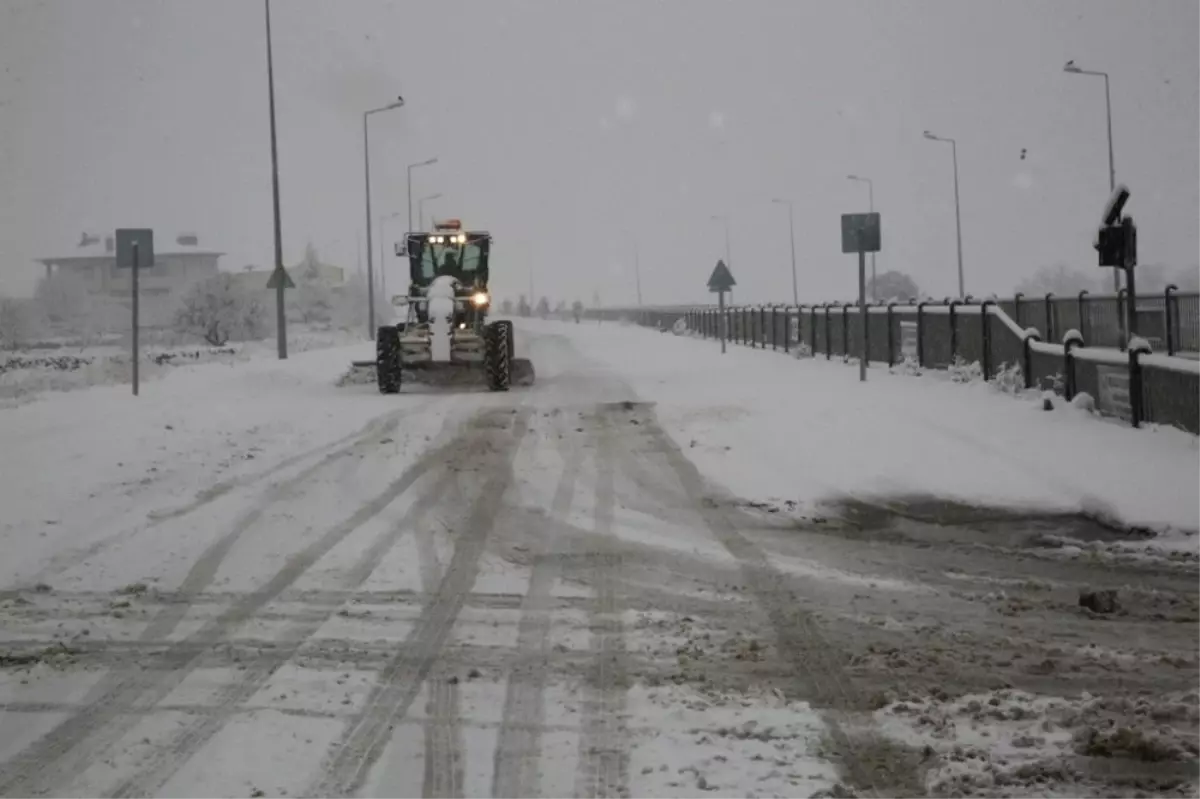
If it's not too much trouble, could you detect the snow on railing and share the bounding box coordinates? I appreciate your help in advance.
[595,298,1199,434]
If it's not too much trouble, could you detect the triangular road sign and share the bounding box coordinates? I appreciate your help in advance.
[707,259,736,293]
[266,267,295,290]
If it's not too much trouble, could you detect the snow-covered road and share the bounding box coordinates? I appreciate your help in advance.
[0,320,1196,797]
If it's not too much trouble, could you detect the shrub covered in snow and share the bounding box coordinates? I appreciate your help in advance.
[174,274,267,346]
[0,346,242,403]
[0,298,39,351]
[791,341,813,360]
[992,362,1024,395]
[1071,391,1096,413]
[948,355,984,383]
[891,356,923,376]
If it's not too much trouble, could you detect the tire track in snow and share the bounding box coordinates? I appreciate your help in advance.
[422,675,465,798]
[19,408,416,589]
[305,409,532,798]
[574,409,630,799]
[629,404,917,795]
[107,435,485,798]
[491,421,586,798]
[0,410,471,797]
[412,469,461,798]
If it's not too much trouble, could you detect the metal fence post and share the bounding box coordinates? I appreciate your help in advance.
[1077,289,1089,342]
[825,304,833,360]
[949,299,962,361]
[886,302,896,367]
[1165,284,1178,356]
[1044,292,1055,343]
[981,299,996,380]
[1117,288,1128,352]
[916,300,928,368]
[1022,330,1041,390]
[842,303,851,363]
[1063,330,1083,400]
[1128,338,1152,428]
[811,305,818,354]
[1013,292,1024,327]
[784,307,792,354]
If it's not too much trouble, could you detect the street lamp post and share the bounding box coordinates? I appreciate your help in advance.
[418,192,443,231]
[923,130,965,298]
[1064,60,1119,292]
[846,175,876,298]
[264,0,286,359]
[772,199,799,305]
[407,158,438,232]
[363,97,405,340]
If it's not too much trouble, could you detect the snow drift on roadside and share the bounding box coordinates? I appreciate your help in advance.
[518,319,1200,536]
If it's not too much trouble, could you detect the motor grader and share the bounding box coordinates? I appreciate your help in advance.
[374,219,533,393]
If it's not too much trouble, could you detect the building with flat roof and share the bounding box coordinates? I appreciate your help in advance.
[36,232,224,329]
[38,233,223,300]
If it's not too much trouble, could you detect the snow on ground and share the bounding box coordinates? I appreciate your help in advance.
[0,316,1195,798]
[521,318,1199,538]
[873,687,1200,797]
[0,326,365,406]
[624,683,839,798]
[0,339,426,588]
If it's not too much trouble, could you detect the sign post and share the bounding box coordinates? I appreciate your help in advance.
[116,229,154,396]
[266,264,296,292]
[707,259,736,354]
[840,212,881,382]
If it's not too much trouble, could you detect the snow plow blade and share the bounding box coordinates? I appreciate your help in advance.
[339,359,534,389]
[511,357,535,387]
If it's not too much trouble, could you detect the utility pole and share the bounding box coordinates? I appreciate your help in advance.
[772,198,799,304]
[923,130,966,298]
[264,0,286,359]
[1064,60,1120,293]
[362,97,405,340]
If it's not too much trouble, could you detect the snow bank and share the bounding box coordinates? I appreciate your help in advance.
[520,319,1200,535]
[0,340,417,587]
[0,326,366,405]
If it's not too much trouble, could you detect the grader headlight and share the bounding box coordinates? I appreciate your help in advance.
[471,291,490,307]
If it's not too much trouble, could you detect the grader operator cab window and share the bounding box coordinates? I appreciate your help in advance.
[407,222,490,286]
[418,240,483,280]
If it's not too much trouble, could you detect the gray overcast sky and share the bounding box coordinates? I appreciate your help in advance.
[1,0,1197,305]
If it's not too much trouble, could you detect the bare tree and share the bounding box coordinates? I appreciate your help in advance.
[174,274,265,346]
[1014,264,1101,296]
[870,271,921,302]
[0,298,38,350]
[34,272,89,329]
[294,243,334,325]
